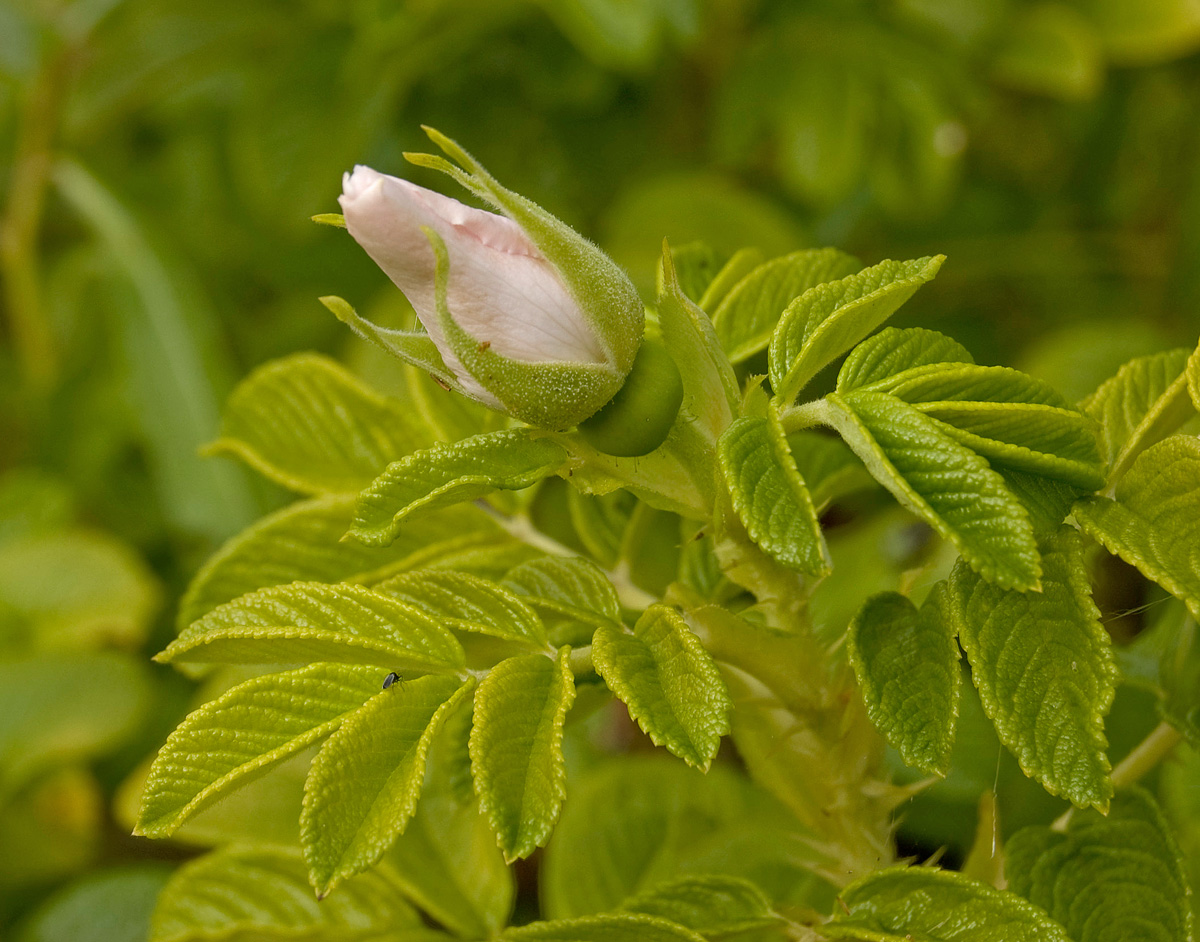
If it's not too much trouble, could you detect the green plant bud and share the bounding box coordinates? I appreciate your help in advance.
[578,337,684,457]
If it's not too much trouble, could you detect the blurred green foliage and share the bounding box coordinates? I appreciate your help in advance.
[2,0,1200,934]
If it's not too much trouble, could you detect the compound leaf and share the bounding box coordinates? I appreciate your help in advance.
[769,256,944,403]
[948,527,1116,809]
[824,866,1071,941]
[1006,789,1193,942]
[824,390,1040,591]
[593,604,731,770]
[178,496,534,628]
[148,846,431,942]
[718,410,829,576]
[136,663,380,838]
[160,582,465,673]
[847,586,961,775]
[711,248,860,364]
[1074,435,1200,620]
[350,430,568,545]
[374,569,549,647]
[470,649,575,861]
[302,674,474,895]
[205,353,423,494]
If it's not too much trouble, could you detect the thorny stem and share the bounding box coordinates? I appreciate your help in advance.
[1051,721,1183,832]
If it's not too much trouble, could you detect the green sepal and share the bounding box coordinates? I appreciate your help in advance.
[423,227,625,429]
[578,336,684,457]
[319,295,458,390]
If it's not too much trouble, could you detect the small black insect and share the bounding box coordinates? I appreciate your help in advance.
[382,671,402,690]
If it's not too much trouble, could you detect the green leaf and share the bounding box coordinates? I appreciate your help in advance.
[1074,435,1200,620]
[841,331,1105,491]
[824,866,1071,941]
[320,294,458,389]
[769,256,945,403]
[991,4,1103,100]
[1007,789,1193,942]
[148,846,431,942]
[503,556,622,640]
[18,866,171,942]
[350,430,569,546]
[660,242,727,304]
[542,756,831,919]
[0,653,151,799]
[566,489,636,569]
[384,763,515,939]
[503,914,705,942]
[178,496,532,628]
[159,582,465,673]
[302,674,474,895]
[0,529,159,652]
[1189,341,1200,411]
[470,649,575,860]
[204,353,424,495]
[620,875,780,937]
[697,247,766,313]
[846,587,961,775]
[136,663,381,838]
[593,604,731,769]
[1081,347,1193,481]
[837,326,974,392]
[710,248,860,364]
[948,527,1116,809]
[823,390,1040,591]
[374,569,548,648]
[718,408,829,576]
[785,431,875,510]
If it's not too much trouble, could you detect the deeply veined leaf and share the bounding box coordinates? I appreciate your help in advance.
[1007,789,1193,942]
[136,663,381,838]
[470,649,575,861]
[302,675,474,895]
[159,582,465,672]
[1082,347,1194,480]
[711,248,860,364]
[593,604,731,769]
[823,390,1041,590]
[841,331,1104,491]
[769,255,945,403]
[837,326,974,391]
[502,914,706,942]
[503,556,622,638]
[823,866,1071,941]
[177,496,531,628]
[148,846,429,942]
[350,430,569,545]
[718,409,829,576]
[847,587,961,775]
[619,875,780,937]
[204,353,424,494]
[948,527,1116,809]
[1074,435,1200,620]
[374,570,548,647]
[786,431,876,510]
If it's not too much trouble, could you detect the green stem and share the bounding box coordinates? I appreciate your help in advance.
[1,45,75,389]
[777,398,834,434]
[1051,721,1183,832]
[567,645,594,677]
